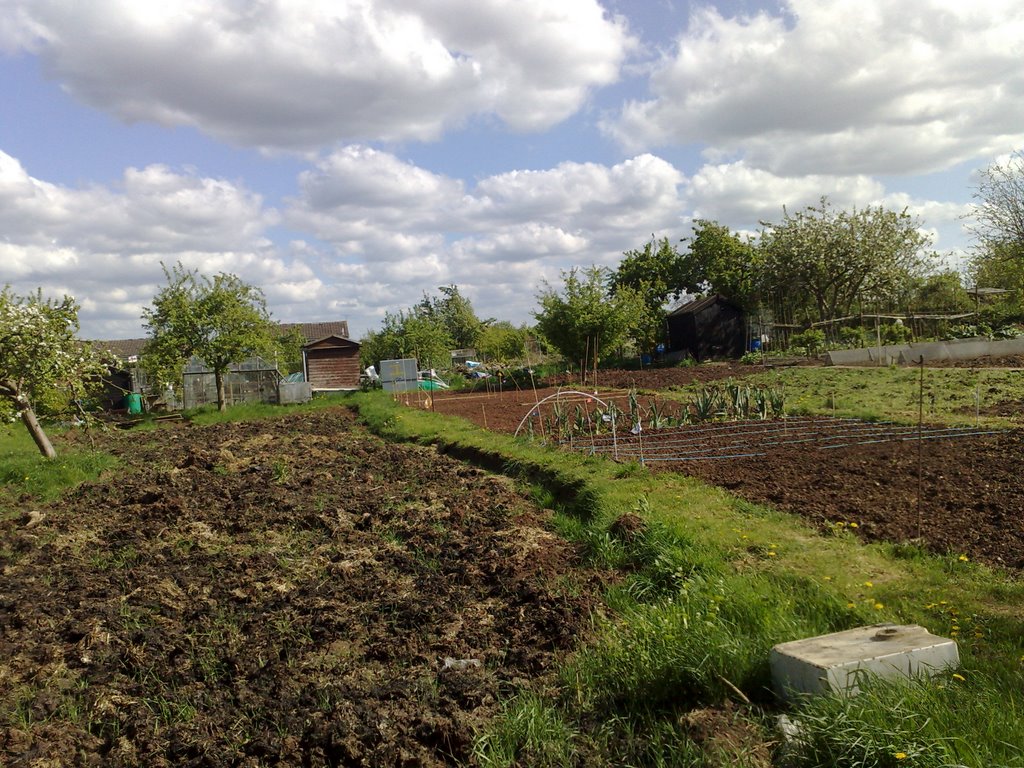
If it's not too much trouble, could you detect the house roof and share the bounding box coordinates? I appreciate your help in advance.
[303,334,361,349]
[278,321,351,343]
[667,294,741,317]
[92,338,148,361]
[91,321,353,361]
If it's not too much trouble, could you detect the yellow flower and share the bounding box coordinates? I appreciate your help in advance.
[767,551,777,557]
[894,752,907,760]
[863,581,873,588]
[847,602,856,609]
[952,673,966,682]
[823,575,832,581]
[848,522,859,528]
[874,602,884,610]
[958,554,969,562]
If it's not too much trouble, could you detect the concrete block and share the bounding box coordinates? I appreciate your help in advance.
[770,624,959,700]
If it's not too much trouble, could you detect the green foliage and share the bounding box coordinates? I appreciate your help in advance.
[361,285,486,371]
[476,322,529,363]
[416,284,482,350]
[142,264,275,411]
[968,240,1024,323]
[788,670,1024,767]
[881,321,913,344]
[681,219,763,311]
[0,424,117,501]
[360,308,453,371]
[610,237,687,351]
[274,326,307,375]
[760,198,934,324]
[0,287,109,457]
[790,328,826,356]
[534,266,645,367]
[907,269,971,313]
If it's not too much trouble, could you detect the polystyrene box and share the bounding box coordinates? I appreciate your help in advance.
[770,624,959,700]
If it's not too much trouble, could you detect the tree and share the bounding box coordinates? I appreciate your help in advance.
[360,308,453,372]
[476,321,528,363]
[969,150,1024,261]
[611,237,688,351]
[682,220,763,311]
[534,266,643,372]
[142,265,275,412]
[759,199,933,324]
[0,287,107,458]
[419,285,483,350]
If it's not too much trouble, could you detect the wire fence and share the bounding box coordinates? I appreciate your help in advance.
[556,416,1004,464]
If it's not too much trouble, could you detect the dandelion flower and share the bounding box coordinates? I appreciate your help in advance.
[958,554,969,562]
[863,581,873,588]
[767,551,777,557]
[849,522,859,528]
[894,753,907,760]
[952,673,966,682]
[874,602,884,610]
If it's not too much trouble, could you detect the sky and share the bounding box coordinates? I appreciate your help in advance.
[1,0,1023,342]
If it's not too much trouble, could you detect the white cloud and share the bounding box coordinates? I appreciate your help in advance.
[3,0,632,149]
[1,143,978,342]
[605,0,1024,175]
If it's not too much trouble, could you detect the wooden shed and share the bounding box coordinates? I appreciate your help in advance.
[666,294,746,361]
[302,335,361,391]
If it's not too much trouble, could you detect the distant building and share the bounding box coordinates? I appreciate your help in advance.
[92,320,359,408]
[666,295,746,361]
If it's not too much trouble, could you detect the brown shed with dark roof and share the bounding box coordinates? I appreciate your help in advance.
[302,335,361,390]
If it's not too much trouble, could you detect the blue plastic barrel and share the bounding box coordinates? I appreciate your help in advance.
[750,339,762,352]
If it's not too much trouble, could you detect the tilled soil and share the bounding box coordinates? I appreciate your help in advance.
[430,387,1024,571]
[0,408,600,767]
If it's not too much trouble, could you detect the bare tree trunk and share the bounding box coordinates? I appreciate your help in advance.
[21,406,56,459]
[215,369,227,412]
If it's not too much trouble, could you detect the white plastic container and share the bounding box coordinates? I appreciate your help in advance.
[770,623,959,700]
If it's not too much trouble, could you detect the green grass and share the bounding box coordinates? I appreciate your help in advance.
[0,423,117,503]
[346,389,1024,767]
[724,366,1024,426]
[7,387,1022,765]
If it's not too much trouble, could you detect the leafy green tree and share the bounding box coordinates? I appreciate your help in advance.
[907,270,971,313]
[0,287,108,458]
[360,308,453,371]
[968,241,1024,322]
[428,285,483,350]
[759,199,933,324]
[476,321,528,363]
[611,237,688,352]
[969,150,1024,262]
[142,264,275,412]
[681,220,763,310]
[534,266,644,371]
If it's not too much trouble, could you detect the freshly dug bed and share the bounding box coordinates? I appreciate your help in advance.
[0,408,600,766]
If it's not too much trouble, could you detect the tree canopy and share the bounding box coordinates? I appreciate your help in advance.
[681,220,762,311]
[534,266,644,371]
[969,150,1024,261]
[0,287,107,457]
[759,198,933,324]
[142,265,275,412]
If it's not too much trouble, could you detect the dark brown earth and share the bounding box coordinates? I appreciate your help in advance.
[428,383,1024,572]
[0,408,601,767]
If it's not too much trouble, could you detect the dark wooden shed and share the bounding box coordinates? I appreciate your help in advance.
[302,335,361,391]
[666,294,746,361]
